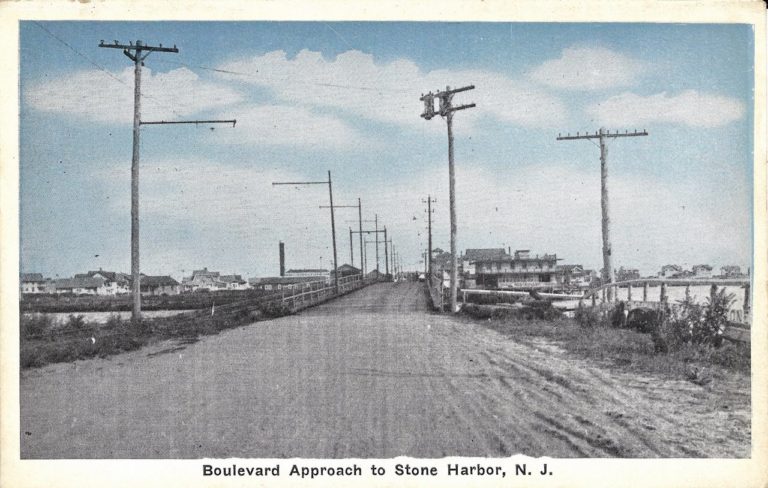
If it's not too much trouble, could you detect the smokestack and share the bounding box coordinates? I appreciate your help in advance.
[279,241,285,277]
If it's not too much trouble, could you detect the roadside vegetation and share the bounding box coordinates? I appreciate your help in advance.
[20,301,293,369]
[462,293,749,382]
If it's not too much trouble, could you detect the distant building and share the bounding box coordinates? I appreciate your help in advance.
[659,264,683,278]
[20,273,47,294]
[557,265,595,288]
[219,274,249,290]
[616,267,641,282]
[54,276,108,295]
[140,275,181,296]
[285,268,330,279]
[720,265,745,278]
[76,269,130,295]
[692,264,713,279]
[332,264,361,279]
[461,248,561,290]
[248,276,324,291]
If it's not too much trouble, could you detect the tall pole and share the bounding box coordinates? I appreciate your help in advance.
[327,170,339,294]
[358,198,364,274]
[349,227,354,264]
[424,195,434,278]
[130,43,142,322]
[375,214,380,273]
[384,227,389,276]
[556,128,648,302]
[420,84,475,313]
[599,129,612,301]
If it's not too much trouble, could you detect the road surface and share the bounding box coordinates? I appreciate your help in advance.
[20,282,749,458]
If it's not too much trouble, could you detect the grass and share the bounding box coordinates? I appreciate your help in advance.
[462,305,750,380]
[20,301,293,369]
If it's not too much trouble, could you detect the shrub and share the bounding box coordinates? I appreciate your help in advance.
[21,314,54,339]
[575,303,601,328]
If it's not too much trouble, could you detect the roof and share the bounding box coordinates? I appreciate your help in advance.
[464,248,508,262]
[249,276,324,285]
[20,273,44,282]
[55,276,106,289]
[558,264,584,272]
[140,276,179,286]
[220,274,246,284]
[85,270,129,282]
[333,264,361,273]
[286,268,328,274]
[192,268,220,278]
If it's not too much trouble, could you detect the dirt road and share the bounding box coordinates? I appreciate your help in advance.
[20,282,749,458]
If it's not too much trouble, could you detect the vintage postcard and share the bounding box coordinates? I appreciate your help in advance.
[1,1,766,487]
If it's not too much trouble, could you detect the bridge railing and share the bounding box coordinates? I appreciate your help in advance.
[580,277,752,328]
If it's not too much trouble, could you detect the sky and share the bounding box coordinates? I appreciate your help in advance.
[19,21,754,279]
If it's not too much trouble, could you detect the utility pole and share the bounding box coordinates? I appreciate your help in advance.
[556,128,649,301]
[99,40,235,323]
[349,227,354,264]
[383,227,389,276]
[375,214,380,273]
[273,170,339,293]
[423,195,435,278]
[421,85,475,313]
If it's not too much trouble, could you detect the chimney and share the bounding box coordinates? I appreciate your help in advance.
[279,241,285,277]
[507,247,511,255]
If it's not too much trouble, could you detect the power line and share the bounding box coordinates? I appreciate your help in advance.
[148,58,413,94]
[33,22,185,119]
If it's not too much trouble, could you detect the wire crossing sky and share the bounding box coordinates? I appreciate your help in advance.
[19,21,754,279]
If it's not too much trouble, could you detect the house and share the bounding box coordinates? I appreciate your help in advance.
[20,273,48,294]
[219,274,249,290]
[616,267,641,282]
[720,265,745,278]
[54,276,108,295]
[461,248,562,290]
[285,268,330,280]
[331,264,361,279]
[248,276,324,291]
[659,264,682,278]
[181,267,226,292]
[76,269,130,295]
[692,264,713,279]
[140,275,180,296]
[557,265,595,288]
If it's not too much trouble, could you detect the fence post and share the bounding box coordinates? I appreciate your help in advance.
[685,284,691,301]
[601,287,606,302]
[591,292,596,307]
[710,284,718,303]
[627,284,632,302]
[660,283,667,304]
[643,281,648,302]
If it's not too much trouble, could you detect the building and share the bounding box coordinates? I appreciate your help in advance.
[331,264,361,279]
[692,264,713,279]
[720,265,746,278]
[285,268,330,280]
[557,265,596,288]
[248,276,324,291]
[461,248,561,290]
[20,273,48,294]
[616,267,641,282]
[181,268,226,292]
[76,270,131,295]
[659,264,683,278]
[220,274,249,290]
[140,275,181,296]
[54,276,108,295]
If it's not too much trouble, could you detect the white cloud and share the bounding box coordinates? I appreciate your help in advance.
[527,46,646,90]
[216,49,567,129]
[586,90,745,128]
[208,104,372,150]
[25,67,244,124]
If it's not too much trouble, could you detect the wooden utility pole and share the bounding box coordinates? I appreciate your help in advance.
[273,171,339,293]
[420,85,475,313]
[99,40,234,323]
[375,214,380,273]
[349,227,354,264]
[384,227,389,276]
[556,128,649,301]
[423,195,435,278]
[322,201,363,274]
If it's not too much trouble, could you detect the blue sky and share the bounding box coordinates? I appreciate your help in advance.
[19,21,754,279]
